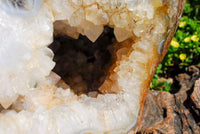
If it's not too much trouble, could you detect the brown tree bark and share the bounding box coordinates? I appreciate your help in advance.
[130,65,200,134]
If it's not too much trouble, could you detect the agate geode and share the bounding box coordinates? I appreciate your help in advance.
[0,0,184,133]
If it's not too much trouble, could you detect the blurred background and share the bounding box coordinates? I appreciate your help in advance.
[150,0,200,92]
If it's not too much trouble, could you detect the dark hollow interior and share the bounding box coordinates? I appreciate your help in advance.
[49,27,116,95]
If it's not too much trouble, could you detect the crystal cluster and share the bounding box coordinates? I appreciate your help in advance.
[0,0,182,134]
[52,0,167,42]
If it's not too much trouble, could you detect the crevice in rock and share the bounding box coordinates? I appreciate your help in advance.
[162,108,167,118]
[184,86,200,125]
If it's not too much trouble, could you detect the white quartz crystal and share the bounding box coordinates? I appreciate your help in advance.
[0,2,55,108]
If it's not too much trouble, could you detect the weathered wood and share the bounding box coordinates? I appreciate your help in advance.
[130,66,200,134]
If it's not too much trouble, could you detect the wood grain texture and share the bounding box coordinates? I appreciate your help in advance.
[130,65,200,134]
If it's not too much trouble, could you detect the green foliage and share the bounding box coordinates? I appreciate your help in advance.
[150,64,172,92]
[150,0,200,92]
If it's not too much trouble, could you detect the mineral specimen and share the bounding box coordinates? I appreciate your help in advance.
[0,0,184,133]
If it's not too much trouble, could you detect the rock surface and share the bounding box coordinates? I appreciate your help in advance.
[130,65,200,134]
